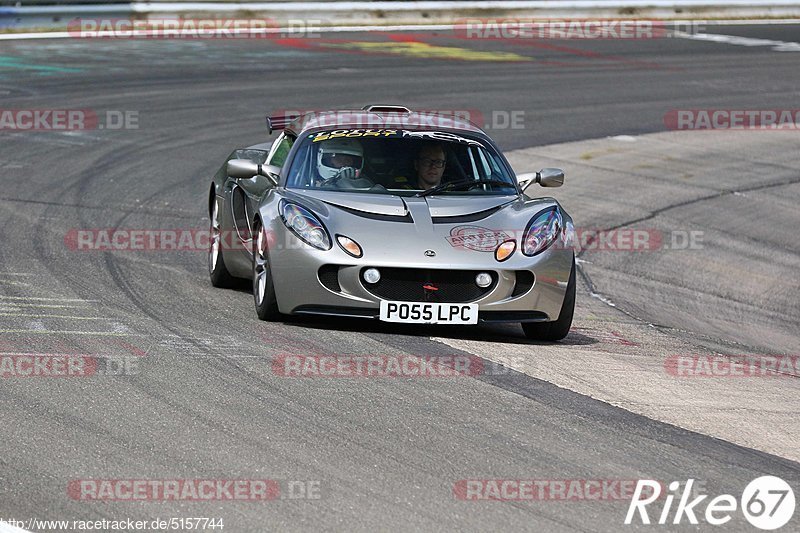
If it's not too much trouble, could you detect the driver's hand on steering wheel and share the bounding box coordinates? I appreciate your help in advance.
[319,167,367,187]
[334,166,358,180]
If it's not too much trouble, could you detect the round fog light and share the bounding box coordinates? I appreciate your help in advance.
[475,272,493,288]
[364,268,381,284]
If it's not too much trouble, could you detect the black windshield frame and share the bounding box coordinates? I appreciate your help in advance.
[281,128,519,196]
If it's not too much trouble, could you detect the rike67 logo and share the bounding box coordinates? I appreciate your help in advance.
[625,476,795,530]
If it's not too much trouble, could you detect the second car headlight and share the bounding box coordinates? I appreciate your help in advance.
[279,200,331,250]
[522,208,562,256]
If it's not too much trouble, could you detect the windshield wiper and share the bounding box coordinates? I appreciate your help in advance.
[416,178,517,197]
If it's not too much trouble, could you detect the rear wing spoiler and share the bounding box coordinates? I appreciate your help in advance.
[267,105,414,134]
[266,113,300,135]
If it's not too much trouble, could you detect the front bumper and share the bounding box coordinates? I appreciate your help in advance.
[290,305,550,324]
[268,222,574,323]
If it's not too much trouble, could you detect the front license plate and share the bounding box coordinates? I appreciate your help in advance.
[379,301,478,325]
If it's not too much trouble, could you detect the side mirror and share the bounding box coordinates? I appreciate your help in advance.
[537,168,564,187]
[227,159,279,186]
[519,167,564,193]
[228,159,258,179]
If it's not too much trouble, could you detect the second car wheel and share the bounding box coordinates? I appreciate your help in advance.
[522,257,576,342]
[252,220,282,321]
[209,196,236,288]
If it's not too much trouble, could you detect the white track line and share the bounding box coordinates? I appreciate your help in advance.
[8,0,798,12]
[0,313,108,320]
[0,296,97,302]
[0,352,88,355]
[675,30,800,50]
[0,329,145,336]
[0,303,93,309]
[1,19,799,41]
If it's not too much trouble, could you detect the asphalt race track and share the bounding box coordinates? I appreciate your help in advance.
[0,23,799,532]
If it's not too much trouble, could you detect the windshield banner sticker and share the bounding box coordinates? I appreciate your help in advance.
[310,129,485,146]
[311,129,399,142]
[402,130,484,146]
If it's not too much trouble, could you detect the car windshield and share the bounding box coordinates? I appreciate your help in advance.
[284,128,518,196]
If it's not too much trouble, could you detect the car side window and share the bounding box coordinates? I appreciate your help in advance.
[266,133,295,168]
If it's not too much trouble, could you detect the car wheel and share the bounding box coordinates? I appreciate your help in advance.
[209,196,235,288]
[252,220,282,321]
[522,258,575,342]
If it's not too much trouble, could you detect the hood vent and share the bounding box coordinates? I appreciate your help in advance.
[336,204,414,223]
[431,205,503,224]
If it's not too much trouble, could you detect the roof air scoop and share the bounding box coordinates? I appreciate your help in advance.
[362,105,412,114]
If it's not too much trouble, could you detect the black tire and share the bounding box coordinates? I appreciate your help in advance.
[209,196,236,288]
[252,220,282,321]
[522,258,576,342]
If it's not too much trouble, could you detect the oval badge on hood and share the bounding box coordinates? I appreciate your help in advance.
[447,225,512,252]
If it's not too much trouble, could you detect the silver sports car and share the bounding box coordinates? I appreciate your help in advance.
[207,105,576,340]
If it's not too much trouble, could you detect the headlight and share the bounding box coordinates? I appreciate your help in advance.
[279,200,331,250]
[522,208,562,256]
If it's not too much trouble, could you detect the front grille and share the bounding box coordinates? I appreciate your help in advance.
[361,267,496,303]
